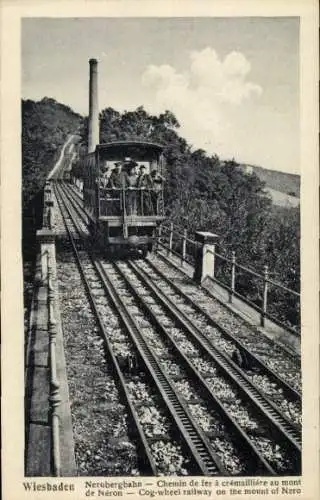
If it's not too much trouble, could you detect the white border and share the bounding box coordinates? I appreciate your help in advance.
[1,1,319,499]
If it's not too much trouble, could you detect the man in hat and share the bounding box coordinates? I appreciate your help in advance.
[108,161,129,214]
[109,161,129,189]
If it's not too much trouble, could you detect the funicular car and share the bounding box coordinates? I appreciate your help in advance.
[83,140,166,256]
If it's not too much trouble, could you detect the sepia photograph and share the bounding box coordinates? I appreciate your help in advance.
[23,16,302,477]
[1,1,318,499]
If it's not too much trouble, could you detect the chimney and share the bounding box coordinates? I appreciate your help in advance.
[88,58,99,153]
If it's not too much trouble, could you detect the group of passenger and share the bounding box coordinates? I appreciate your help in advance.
[99,159,164,215]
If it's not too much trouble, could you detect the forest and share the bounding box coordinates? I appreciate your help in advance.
[22,101,300,329]
[22,98,82,252]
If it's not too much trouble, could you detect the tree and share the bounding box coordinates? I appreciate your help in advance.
[76,103,300,326]
[22,97,82,252]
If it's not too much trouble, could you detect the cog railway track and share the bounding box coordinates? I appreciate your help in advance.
[54,181,301,476]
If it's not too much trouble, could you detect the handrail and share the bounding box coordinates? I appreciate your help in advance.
[215,252,300,297]
[160,224,201,246]
[157,221,300,333]
[161,222,300,296]
[157,239,194,266]
[267,278,300,297]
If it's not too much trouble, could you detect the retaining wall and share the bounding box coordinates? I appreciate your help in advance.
[25,182,76,476]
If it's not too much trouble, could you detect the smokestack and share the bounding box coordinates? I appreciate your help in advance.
[88,58,99,153]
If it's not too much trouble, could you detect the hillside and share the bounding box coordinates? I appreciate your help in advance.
[22,97,82,211]
[22,97,82,257]
[240,164,300,198]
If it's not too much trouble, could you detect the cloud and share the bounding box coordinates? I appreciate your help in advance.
[141,47,262,153]
[142,64,188,90]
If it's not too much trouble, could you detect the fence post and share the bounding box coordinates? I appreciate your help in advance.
[157,225,162,251]
[193,232,219,284]
[181,228,187,266]
[229,251,236,303]
[261,265,269,327]
[167,222,173,257]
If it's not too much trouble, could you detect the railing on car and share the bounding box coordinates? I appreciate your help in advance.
[157,222,300,335]
[99,187,164,217]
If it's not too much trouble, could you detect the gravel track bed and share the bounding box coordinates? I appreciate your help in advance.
[55,188,300,474]
[147,254,301,394]
[110,261,297,474]
[138,258,301,426]
[56,248,139,476]
[77,258,193,475]
[126,379,190,475]
[55,195,192,475]
[104,262,251,474]
[55,191,141,475]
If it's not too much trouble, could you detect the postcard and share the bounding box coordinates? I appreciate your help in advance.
[1,1,319,499]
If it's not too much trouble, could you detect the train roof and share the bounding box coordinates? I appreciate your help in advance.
[96,140,164,154]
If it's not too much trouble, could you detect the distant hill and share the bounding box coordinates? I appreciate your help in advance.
[239,163,300,198]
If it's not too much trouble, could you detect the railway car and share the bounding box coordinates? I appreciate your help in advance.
[82,140,166,256]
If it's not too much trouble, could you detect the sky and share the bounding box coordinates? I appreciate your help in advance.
[22,18,300,173]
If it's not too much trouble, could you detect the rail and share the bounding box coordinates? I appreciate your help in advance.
[157,222,300,335]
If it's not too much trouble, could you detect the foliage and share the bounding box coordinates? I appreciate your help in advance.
[22,97,81,210]
[22,97,82,255]
[264,207,300,326]
[74,104,301,327]
[22,95,300,325]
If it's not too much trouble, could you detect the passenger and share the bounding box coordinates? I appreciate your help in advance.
[137,165,152,188]
[98,167,112,215]
[99,170,109,189]
[150,169,165,215]
[109,161,129,189]
[102,165,112,187]
[126,164,138,215]
[134,163,140,177]
[137,165,153,215]
[108,162,129,214]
